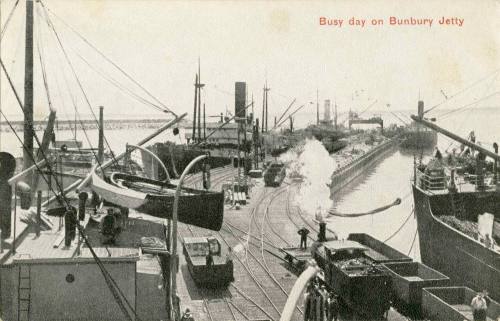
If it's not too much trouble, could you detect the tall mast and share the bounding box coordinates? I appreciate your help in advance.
[261,86,265,133]
[264,81,270,132]
[203,103,206,141]
[23,0,34,171]
[197,59,201,142]
[334,100,338,130]
[192,74,198,142]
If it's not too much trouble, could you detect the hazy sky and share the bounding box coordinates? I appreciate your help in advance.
[0,0,499,126]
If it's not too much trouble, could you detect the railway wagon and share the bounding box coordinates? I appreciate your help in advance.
[383,261,450,314]
[182,236,234,287]
[347,233,412,264]
[422,287,500,321]
[313,240,392,318]
[264,162,286,187]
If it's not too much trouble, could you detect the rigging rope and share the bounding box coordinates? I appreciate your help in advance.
[326,198,401,218]
[383,209,414,243]
[436,91,500,120]
[39,4,120,169]
[33,6,106,174]
[1,65,139,321]
[407,229,418,256]
[0,4,142,318]
[73,51,169,113]
[424,68,500,114]
[42,2,176,117]
[0,0,20,40]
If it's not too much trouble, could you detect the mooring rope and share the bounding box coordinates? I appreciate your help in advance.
[327,198,401,218]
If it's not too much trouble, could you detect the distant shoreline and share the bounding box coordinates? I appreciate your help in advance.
[0,118,190,132]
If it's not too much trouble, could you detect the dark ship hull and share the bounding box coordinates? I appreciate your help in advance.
[400,129,437,149]
[151,142,232,179]
[412,184,500,301]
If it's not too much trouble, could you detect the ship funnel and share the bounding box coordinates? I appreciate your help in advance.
[418,101,424,119]
[235,82,247,123]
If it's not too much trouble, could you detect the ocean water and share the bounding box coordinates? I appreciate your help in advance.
[1,107,499,260]
[326,107,500,260]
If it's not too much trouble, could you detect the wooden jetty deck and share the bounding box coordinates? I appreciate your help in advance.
[176,166,421,321]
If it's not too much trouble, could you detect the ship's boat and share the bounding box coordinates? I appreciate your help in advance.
[91,171,224,231]
[182,236,234,287]
[263,162,286,187]
[312,240,392,318]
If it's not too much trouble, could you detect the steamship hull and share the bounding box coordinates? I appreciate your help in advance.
[151,143,232,180]
[412,184,500,301]
[400,130,437,149]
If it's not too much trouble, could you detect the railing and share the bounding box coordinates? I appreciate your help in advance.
[416,166,496,192]
[415,168,447,191]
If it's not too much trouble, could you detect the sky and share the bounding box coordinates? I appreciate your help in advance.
[0,0,499,127]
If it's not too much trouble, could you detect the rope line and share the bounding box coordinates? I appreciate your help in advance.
[43,4,175,116]
[0,0,20,40]
[425,68,500,114]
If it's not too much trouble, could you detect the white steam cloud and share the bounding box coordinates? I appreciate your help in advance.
[280,138,336,219]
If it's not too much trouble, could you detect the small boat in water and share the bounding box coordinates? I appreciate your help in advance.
[91,171,224,231]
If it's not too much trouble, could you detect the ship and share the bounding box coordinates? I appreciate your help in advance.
[265,99,348,156]
[399,101,438,149]
[410,112,500,302]
[153,80,256,179]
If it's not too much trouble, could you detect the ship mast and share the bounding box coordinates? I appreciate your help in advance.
[23,0,34,171]
[410,115,500,162]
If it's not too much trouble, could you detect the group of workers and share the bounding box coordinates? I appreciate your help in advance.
[304,278,339,321]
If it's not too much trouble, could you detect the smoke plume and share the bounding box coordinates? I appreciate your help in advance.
[280,138,336,219]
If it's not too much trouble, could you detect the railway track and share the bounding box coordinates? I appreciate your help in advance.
[180,168,279,321]
[179,166,315,321]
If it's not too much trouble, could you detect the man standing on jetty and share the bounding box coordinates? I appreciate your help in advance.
[298,227,310,249]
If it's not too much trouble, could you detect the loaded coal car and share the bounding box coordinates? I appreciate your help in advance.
[182,236,234,287]
[312,240,392,319]
[264,161,286,187]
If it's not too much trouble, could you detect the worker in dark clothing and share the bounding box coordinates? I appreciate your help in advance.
[206,252,214,267]
[298,227,310,249]
[327,293,339,321]
[434,147,443,160]
[304,286,312,321]
[318,285,328,321]
[180,308,195,321]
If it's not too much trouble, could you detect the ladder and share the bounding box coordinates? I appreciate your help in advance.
[17,264,31,321]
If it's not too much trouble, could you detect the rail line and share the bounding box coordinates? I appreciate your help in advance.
[181,166,308,321]
[181,168,279,321]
